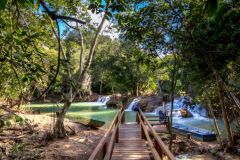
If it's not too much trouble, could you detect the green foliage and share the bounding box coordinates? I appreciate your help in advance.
[204,0,218,17]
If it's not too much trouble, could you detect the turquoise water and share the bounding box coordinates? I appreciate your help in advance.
[30,102,236,138]
[30,102,136,128]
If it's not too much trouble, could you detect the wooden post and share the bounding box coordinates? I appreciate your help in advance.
[136,112,138,122]
[141,114,145,139]
[167,116,169,131]
[172,133,177,140]
[56,112,60,118]
[136,112,140,124]
[121,108,124,124]
[141,123,144,139]
[100,141,107,160]
[115,116,119,143]
[187,133,191,139]
[104,141,107,156]
[154,139,162,159]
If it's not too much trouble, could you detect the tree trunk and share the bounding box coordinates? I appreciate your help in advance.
[136,85,138,96]
[52,1,111,139]
[205,90,223,148]
[215,75,234,146]
[169,52,179,151]
[149,56,162,95]
[100,71,104,94]
[155,69,162,94]
[53,100,72,138]
[169,63,175,151]
[18,94,23,110]
[77,23,84,76]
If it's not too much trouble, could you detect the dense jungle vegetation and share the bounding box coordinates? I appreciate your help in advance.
[0,0,240,152]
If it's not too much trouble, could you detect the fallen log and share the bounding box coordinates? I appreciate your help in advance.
[0,135,26,140]
[0,133,13,136]
[6,124,38,131]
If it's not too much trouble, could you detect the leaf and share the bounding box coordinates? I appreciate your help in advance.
[133,21,138,27]
[105,15,110,20]
[19,122,23,127]
[21,31,27,36]
[204,0,218,17]
[17,0,28,5]
[13,38,21,44]
[0,57,6,62]
[97,0,102,3]
[6,30,11,37]
[88,4,95,10]
[99,5,104,8]
[0,0,7,10]
[15,116,20,122]
[28,74,37,81]
[106,12,112,17]
[0,18,5,24]
[31,32,40,38]
[6,121,11,127]
[42,58,50,64]
[36,64,47,74]
[0,120,4,128]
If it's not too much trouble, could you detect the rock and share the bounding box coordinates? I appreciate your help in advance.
[180,109,193,117]
[88,93,99,102]
[106,93,123,107]
[179,146,186,152]
[161,137,169,141]
[145,105,155,112]
[137,95,163,111]
[36,131,46,141]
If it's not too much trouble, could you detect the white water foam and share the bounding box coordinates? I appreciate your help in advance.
[125,97,141,111]
[152,97,208,119]
[97,95,111,104]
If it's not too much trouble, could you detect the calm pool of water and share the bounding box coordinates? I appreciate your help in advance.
[30,102,137,128]
[30,102,236,138]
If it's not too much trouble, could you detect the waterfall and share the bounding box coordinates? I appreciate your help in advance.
[152,97,207,118]
[125,98,141,111]
[97,95,111,104]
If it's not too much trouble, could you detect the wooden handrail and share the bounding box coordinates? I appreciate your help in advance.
[137,112,161,160]
[88,107,123,160]
[138,108,176,160]
[104,111,125,160]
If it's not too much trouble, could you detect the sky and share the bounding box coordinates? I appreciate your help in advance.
[62,11,120,40]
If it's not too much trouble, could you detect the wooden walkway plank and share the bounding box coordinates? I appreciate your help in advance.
[111,122,151,160]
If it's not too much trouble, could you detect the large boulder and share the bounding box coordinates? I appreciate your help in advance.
[88,93,99,102]
[145,105,155,112]
[180,109,193,117]
[137,95,163,112]
[106,93,123,107]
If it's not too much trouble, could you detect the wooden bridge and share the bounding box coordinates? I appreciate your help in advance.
[88,108,176,160]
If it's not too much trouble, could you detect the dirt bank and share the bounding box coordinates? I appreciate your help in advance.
[0,111,108,160]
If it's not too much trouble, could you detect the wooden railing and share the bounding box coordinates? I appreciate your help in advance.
[137,108,176,160]
[88,107,125,160]
[144,115,170,130]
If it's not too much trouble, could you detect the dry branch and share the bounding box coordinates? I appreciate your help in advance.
[0,106,33,133]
